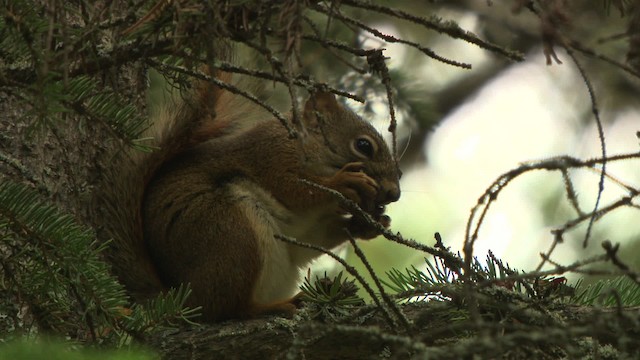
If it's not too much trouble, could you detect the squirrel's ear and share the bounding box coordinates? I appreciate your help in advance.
[302,91,340,128]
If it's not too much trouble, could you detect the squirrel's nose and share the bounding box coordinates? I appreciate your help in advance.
[380,181,401,204]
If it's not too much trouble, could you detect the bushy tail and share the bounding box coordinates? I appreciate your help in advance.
[95,65,261,299]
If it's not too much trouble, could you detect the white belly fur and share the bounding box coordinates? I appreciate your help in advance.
[229,180,338,304]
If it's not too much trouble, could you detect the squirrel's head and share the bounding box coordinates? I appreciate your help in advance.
[301,91,401,210]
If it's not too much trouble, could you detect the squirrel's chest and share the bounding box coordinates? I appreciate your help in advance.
[229,179,341,303]
[230,179,341,254]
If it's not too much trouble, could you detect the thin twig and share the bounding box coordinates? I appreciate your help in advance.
[147,58,297,138]
[310,3,472,69]
[570,40,640,80]
[464,153,640,274]
[215,60,365,102]
[346,233,413,333]
[275,234,399,330]
[338,0,524,61]
[602,240,640,285]
[299,179,465,274]
[560,168,584,217]
[302,15,368,74]
[563,47,606,249]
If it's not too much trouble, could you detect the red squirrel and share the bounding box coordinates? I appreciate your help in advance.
[99,67,401,321]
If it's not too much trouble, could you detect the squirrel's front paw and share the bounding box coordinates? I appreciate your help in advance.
[348,206,391,240]
[327,162,378,211]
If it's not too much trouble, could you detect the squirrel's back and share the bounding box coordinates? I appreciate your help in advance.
[95,67,257,299]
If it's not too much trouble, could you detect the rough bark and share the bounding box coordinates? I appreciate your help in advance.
[146,302,640,359]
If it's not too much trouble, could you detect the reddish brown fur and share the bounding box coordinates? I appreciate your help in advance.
[136,69,400,321]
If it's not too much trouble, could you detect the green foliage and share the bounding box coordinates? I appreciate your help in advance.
[382,253,580,303]
[63,76,150,151]
[21,74,150,150]
[386,256,454,284]
[573,276,640,306]
[0,339,155,360]
[122,284,201,344]
[0,181,129,341]
[382,253,640,309]
[301,271,364,306]
[300,272,365,320]
[382,254,514,298]
[383,259,453,301]
[0,181,199,344]
[0,1,149,148]
[0,0,51,64]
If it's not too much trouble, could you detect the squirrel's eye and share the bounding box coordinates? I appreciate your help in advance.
[353,136,375,158]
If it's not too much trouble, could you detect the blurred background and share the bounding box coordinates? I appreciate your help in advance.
[298,1,640,283]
